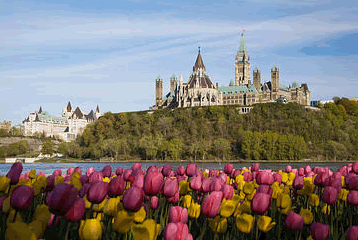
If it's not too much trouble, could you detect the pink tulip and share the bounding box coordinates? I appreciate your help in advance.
[209,169,218,178]
[274,173,282,184]
[63,197,85,222]
[314,172,329,187]
[24,172,30,180]
[298,168,304,176]
[169,206,188,224]
[162,164,172,177]
[348,190,358,206]
[10,185,34,211]
[86,167,95,177]
[74,167,81,175]
[231,169,241,179]
[19,174,25,180]
[221,184,234,200]
[131,162,141,171]
[322,186,338,205]
[163,222,189,240]
[176,166,185,176]
[202,177,212,192]
[243,172,252,182]
[304,165,312,176]
[218,173,228,184]
[189,175,203,191]
[293,175,304,190]
[167,190,180,203]
[285,212,304,231]
[53,169,62,177]
[6,162,23,185]
[185,163,197,177]
[67,168,75,175]
[338,166,348,177]
[346,226,358,240]
[47,213,60,227]
[256,171,274,185]
[48,183,78,216]
[311,222,329,240]
[108,175,126,197]
[122,186,144,212]
[133,174,145,189]
[251,192,271,215]
[38,172,45,176]
[224,163,234,175]
[150,196,159,210]
[87,181,109,204]
[116,167,124,175]
[201,191,223,218]
[101,165,112,178]
[124,169,134,181]
[164,177,179,197]
[257,185,273,196]
[251,163,259,172]
[252,171,259,180]
[285,165,292,173]
[143,171,163,195]
[88,171,103,184]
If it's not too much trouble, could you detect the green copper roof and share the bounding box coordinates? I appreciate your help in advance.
[229,79,234,86]
[171,74,176,79]
[254,67,260,72]
[291,81,299,89]
[156,75,161,80]
[218,84,257,95]
[271,64,278,71]
[238,33,248,55]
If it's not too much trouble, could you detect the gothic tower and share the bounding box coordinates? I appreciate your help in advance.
[155,75,163,106]
[235,32,251,86]
[271,64,279,93]
[170,74,177,94]
[253,67,261,91]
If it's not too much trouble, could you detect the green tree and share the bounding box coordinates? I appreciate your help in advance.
[41,141,54,155]
[213,138,231,160]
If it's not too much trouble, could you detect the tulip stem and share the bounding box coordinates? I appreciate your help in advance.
[12,210,18,223]
[65,222,71,240]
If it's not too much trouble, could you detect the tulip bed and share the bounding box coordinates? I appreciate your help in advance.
[1,161,358,240]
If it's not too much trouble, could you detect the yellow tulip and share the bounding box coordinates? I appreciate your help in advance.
[237,180,246,191]
[236,213,255,234]
[0,176,10,192]
[125,181,131,190]
[102,177,111,183]
[341,176,345,187]
[203,172,209,178]
[219,199,237,218]
[238,190,246,200]
[5,222,37,240]
[257,216,276,232]
[55,176,64,186]
[183,195,192,208]
[308,194,319,207]
[277,193,291,209]
[339,189,349,201]
[134,206,147,223]
[280,172,288,183]
[71,176,82,190]
[230,178,235,185]
[209,216,228,234]
[307,235,313,240]
[241,168,249,174]
[322,205,330,215]
[2,196,11,214]
[253,179,259,188]
[32,205,51,224]
[131,219,161,240]
[113,210,134,234]
[29,169,37,179]
[188,202,201,219]
[246,189,256,201]
[298,182,315,196]
[234,200,251,217]
[232,193,241,204]
[35,175,47,189]
[103,197,119,217]
[84,196,92,209]
[235,174,244,184]
[7,210,23,225]
[29,220,46,239]
[179,180,190,195]
[79,219,103,240]
[243,182,255,195]
[117,200,124,211]
[299,208,313,225]
[93,198,107,212]
[288,172,295,181]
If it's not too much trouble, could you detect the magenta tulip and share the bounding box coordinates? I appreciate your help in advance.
[243,172,253,182]
[162,164,172,177]
[131,162,141,171]
[87,181,109,204]
[88,171,103,184]
[257,185,273,196]
[101,165,112,178]
[108,175,126,197]
[132,174,145,189]
[202,177,212,192]
[346,226,358,240]
[64,175,72,183]
[45,175,56,192]
[285,165,292,173]
[6,162,23,185]
[53,169,62,177]
[143,171,163,195]
[122,186,144,212]
[67,168,75,175]
[210,177,223,192]
[221,184,234,200]
[251,192,271,215]
[74,167,81,175]
[116,167,124,175]
[285,212,304,231]
[347,175,358,190]
[209,169,218,178]
[224,163,234,175]
[256,171,274,185]
[86,167,95,177]
[150,196,159,210]
[311,222,329,240]
[176,166,185,176]
[322,186,338,205]
[314,172,329,187]
[147,166,158,174]
[274,173,282,184]
[47,213,60,227]
[189,175,203,191]
[79,183,91,198]
[163,222,189,240]
[164,177,179,197]
[251,163,259,172]
[293,175,304,190]
[63,197,85,222]
[10,185,34,211]
[80,175,89,185]
[348,190,358,206]
[167,190,180,203]
[201,191,223,218]
[185,163,197,177]
[47,183,78,216]
[169,206,188,224]
[124,169,133,181]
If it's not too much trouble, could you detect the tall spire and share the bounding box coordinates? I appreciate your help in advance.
[67,101,72,112]
[193,47,206,71]
[96,105,100,113]
[38,106,42,114]
[238,31,248,55]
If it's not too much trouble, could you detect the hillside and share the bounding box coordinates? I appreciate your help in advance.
[59,97,358,161]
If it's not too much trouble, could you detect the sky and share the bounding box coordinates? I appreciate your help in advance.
[1,0,357,125]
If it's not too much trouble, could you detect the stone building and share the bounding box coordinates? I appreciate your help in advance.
[22,102,101,142]
[152,32,311,110]
[0,121,11,132]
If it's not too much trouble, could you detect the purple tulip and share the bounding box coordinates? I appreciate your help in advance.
[293,175,304,190]
[133,174,145,189]
[185,163,197,177]
[322,186,338,205]
[285,212,304,231]
[348,190,358,206]
[122,186,144,212]
[311,222,329,240]
[176,166,185,176]
[101,165,112,178]
[80,175,89,185]
[45,175,56,192]
[6,162,23,185]
[164,177,179,197]
[150,196,159,210]
[346,226,358,240]
[251,192,271,215]
[63,197,85,222]
[47,183,79,216]
[116,167,124,175]
[143,171,163,195]
[88,171,103,184]
[10,185,34,211]
[224,163,234,175]
[79,183,91,198]
[169,206,188,224]
[87,181,109,204]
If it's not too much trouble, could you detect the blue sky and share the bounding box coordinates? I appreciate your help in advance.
[1,0,357,125]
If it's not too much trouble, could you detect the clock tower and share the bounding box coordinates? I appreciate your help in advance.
[235,32,251,86]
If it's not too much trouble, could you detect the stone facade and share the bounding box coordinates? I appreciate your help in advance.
[22,102,101,142]
[152,32,311,110]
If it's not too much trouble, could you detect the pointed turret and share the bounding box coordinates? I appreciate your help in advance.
[193,47,206,72]
[38,106,42,114]
[67,101,72,112]
[96,105,100,113]
[238,33,248,55]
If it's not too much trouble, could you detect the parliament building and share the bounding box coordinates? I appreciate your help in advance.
[152,33,311,110]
